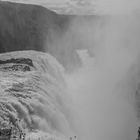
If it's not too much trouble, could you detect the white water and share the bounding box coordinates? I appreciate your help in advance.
[0,1,140,140]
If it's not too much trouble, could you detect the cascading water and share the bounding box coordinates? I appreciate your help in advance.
[0,51,75,140]
[1,1,140,140]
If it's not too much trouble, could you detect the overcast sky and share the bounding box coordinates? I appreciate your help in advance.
[1,0,140,14]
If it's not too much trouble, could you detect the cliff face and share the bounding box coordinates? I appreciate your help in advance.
[0,51,74,139]
[0,1,69,52]
[0,1,105,72]
[0,1,83,72]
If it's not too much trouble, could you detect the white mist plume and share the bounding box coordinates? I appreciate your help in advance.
[94,0,140,14]
[63,6,140,140]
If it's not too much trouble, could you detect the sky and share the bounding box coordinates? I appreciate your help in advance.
[0,0,96,14]
[1,0,140,14]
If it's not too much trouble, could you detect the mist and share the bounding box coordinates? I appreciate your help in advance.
[64,14,140,140]
[44,4,140,140]
[38,0,140,139]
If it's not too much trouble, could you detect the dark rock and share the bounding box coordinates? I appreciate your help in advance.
[0,1,70,53]
[0,58,34,67]
[0,64,31,72]
[0,58,34,72]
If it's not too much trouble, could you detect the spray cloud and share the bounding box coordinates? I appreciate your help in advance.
[43,1,140,140]
[65,15,140,140]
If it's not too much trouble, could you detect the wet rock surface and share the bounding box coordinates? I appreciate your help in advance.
[0,58,33,72]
